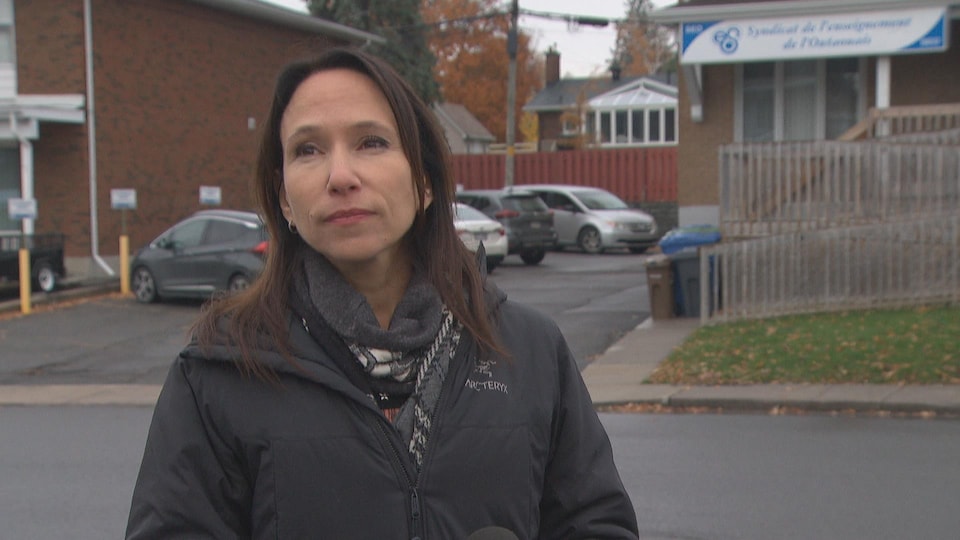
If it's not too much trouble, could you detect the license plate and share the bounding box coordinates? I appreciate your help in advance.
[530,222,541,229]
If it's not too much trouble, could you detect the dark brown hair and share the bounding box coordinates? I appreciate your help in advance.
[193,47,500,378]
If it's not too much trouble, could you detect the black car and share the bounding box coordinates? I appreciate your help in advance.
[455,188,557,265]
[130,209,267,303]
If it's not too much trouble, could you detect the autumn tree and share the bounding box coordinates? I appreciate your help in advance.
[307,0,440,103]
[421,0,542,143]
[611,0,675,76]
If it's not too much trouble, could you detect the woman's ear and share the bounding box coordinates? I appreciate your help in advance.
[278,179,294,223]
[423,182,433,210]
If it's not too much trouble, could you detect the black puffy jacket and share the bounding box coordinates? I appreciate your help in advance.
[126,296,639,539]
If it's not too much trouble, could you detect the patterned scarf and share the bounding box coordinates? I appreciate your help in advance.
[290,246,461,473]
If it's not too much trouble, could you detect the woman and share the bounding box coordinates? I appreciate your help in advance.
[126,47,639,539]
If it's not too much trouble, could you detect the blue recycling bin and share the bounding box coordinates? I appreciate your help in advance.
[663,226,721,317]
[658,224,721,255]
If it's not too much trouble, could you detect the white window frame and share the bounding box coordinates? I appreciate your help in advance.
[734,58,866,142]
[589,106,678,147]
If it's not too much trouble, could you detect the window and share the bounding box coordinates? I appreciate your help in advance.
[742,62,775,142]
[631,110,645,143]
[826,58,862,139]
[205,219,259,246]
[738,58,863,142]
[615,111,628,143]
[664,109,676,142]
[599,112,611,143]
[168,220,207,250]
[648,110,661,142]
[0,146,19,231]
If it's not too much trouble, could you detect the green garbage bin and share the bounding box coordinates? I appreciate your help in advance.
[644,255,674,321]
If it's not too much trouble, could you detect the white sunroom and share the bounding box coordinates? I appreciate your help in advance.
[585,78,679,147]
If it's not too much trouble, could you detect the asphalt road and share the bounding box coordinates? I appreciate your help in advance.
[0,251,650,384]
[2,407,958,540]
[3,251,959,539]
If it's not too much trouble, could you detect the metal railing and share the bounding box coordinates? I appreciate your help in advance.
[700,214,960,324]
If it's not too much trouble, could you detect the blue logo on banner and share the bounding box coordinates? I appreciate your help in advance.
[713,27,741,54]
[903,16,946,50]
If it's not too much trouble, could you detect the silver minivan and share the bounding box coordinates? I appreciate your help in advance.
[513,184,657,254]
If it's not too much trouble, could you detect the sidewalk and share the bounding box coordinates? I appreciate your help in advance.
[582,317,960,416]
[3,280,959,415]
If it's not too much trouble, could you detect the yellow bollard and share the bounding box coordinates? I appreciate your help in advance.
[120,235,130,295]
[19,248,31,314]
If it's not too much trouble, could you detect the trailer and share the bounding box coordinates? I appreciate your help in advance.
[0,233,66,292]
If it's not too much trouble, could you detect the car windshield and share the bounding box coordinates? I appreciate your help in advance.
[503,195,548,212]
[573,190,629,210]
[453,204,490,222]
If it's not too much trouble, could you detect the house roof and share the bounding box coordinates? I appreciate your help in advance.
[186,0,386,45]
[524,73,680,113]
[432,103,495,142]
[650,0,960,24]
[524,76,644,113]
[588,78,678,110]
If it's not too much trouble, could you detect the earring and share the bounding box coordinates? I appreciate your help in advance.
[288,221,298,234]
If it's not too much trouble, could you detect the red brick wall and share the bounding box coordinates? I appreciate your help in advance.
[16,0,341,257]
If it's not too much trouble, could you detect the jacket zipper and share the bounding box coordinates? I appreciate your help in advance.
[369,414,424,540]
[356,338,474,540]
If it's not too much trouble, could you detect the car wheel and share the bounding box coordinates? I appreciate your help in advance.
[628,246,649,254]
[132,266,159,303]
[520,248,545,265]
[577,227,603,254]
[228,274,251,293]
[34,261,57,293]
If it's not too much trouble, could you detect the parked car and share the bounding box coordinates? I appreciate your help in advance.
[455,188,557,265]
[130,209,267,303]
[453,202,508,272]
[0,232,65,292]
[513,184,657,254]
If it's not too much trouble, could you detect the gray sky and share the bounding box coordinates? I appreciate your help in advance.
[262,0,674,78]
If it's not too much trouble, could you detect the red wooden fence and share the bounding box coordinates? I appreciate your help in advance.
[450,147,677,203]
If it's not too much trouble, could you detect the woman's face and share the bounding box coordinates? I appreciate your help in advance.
[278,68,430,275]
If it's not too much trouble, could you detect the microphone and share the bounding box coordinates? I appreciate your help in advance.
[465,526,519,540]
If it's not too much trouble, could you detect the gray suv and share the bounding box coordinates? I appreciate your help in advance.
[455,188,557,265]
[513,184,657,254]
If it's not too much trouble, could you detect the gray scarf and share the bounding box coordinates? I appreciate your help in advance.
[292,247,461,472]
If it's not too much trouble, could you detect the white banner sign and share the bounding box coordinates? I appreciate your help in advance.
[682,7,948,64]
[7,198,37,220]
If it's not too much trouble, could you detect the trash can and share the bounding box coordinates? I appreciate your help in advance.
[658,224,721,255]
[671,251,702,318]
[644,255,674,320]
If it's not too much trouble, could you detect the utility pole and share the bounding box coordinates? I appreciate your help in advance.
[504,0,518,187]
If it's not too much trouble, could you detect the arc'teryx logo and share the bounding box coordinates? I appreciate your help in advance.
[465,358,509,394]
[713,27,740,54]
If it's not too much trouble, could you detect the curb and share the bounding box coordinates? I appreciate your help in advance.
[591,384,960,416]
[0,278,121,314]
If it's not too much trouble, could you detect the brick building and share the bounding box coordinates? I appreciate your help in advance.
[2,0,380,277]
[650,0,960,228]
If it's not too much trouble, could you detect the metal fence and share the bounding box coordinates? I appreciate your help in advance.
[719,141,960,238]
[699,214,960,324]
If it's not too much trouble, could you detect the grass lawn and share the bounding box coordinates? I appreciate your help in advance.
[647,304,960,385]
